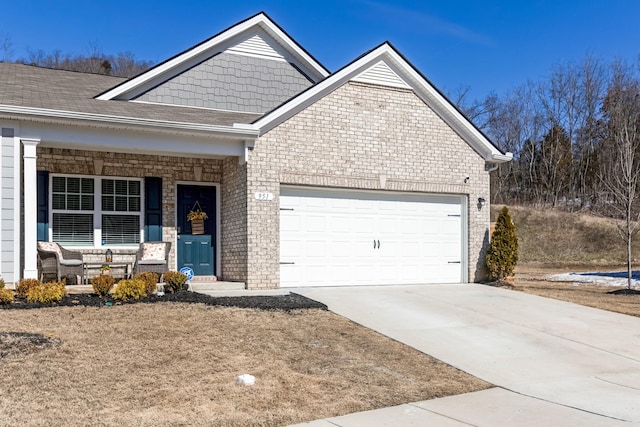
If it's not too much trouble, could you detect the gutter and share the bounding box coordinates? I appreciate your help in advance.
[0,104,260,139]
[485,152,513,172]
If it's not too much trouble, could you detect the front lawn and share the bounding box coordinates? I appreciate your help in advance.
[0,301,490,426]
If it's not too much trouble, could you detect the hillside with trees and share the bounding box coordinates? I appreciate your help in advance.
[458,54,640,219]
[0,35,153,77]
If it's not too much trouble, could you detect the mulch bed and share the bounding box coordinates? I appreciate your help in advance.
[0,291,328,312]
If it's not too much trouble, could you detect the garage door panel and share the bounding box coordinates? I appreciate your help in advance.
[280,239,301,259]
[280,188,464,287]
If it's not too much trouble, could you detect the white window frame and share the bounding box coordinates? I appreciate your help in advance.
[49,173,145,248]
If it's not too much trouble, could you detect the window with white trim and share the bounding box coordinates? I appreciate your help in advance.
[50,175,143,247]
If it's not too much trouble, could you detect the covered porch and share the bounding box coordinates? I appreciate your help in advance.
[9,117,257,286]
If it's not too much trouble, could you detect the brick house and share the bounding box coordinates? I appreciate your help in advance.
[0,13,511,288]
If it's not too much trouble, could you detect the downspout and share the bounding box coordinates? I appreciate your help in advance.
[486,163,500,173]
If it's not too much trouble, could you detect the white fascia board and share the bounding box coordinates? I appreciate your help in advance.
[0,104,259,139]
[96,13,328,101]
[22,122,246,158]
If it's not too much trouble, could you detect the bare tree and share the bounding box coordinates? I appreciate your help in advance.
[0,33,13,62]
[599,62,640,289]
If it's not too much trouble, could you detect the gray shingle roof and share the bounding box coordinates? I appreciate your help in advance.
[0,62,262,126]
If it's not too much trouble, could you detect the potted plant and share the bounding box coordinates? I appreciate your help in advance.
[100,264,111,276]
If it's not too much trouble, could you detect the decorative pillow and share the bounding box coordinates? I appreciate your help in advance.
[38,242,63,259]
[141,243,166,261]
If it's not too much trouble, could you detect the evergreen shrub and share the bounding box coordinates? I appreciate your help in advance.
[113,279,147,301]
[91,275,116,297]
[163,271,188,293]
[16,279,41,298]
[486,206,519,280]
[133,272,159,295]
[26,281,66,304]
[0,289,14,304]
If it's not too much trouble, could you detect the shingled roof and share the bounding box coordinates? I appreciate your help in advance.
[0,62,261,127]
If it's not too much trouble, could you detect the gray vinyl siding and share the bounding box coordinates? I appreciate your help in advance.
[135,52,313,114]
[1,128,15,282]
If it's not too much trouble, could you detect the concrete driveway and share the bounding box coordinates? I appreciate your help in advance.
[292,284,640,426]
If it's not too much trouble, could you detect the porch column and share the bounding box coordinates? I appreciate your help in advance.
[22,138,39,279]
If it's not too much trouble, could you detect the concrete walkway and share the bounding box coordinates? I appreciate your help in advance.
[289,284,640,426]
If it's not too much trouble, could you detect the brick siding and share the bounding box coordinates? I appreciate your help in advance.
[245,81,490,288]
[37,148,224,273]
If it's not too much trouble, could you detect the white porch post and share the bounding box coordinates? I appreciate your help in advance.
[22,138,39,279]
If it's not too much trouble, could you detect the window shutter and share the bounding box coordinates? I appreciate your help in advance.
[37,171,49,241]
[144,177,163,241]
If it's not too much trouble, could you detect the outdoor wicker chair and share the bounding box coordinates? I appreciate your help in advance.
[133,241,171,278]
[37,242,84,284]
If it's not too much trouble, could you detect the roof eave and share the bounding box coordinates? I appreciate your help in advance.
[0,104,259,139]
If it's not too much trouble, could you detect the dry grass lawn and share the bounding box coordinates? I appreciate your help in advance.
[0,303,490,426]
[513,267,640,318]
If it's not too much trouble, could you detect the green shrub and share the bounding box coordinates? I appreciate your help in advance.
[486,206,519,280]
[90,274,116,297]
[113,279,147,301]
[16,278,41,298]
[163,271,188,293]
[133,272,159,295]
[26,281,65,304]
[0,289,14,304]
[0,278,5,289]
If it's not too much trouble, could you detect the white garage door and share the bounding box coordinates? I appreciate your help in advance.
[280,187,465,287]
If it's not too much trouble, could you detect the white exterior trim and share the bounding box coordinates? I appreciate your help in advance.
[48,173,145,249]
[253,43,512,163]
[96,13,329,101]
[22,138,39,279]
[19,121,251,160]
[0,104,259,139]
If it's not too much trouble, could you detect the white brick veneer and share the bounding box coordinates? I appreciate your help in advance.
[245,81,490,288]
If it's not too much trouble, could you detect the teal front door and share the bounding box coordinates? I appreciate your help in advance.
[177,185,216,276]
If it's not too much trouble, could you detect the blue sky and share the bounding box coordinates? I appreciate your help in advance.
[2,1,639,101]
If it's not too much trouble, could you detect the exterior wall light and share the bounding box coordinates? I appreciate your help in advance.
[105,248,113,263]
[477,197,486,209]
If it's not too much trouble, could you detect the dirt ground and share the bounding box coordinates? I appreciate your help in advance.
[0,302,490,427]
[511,266,640,318]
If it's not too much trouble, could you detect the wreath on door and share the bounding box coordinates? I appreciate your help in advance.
[187,201,208,235]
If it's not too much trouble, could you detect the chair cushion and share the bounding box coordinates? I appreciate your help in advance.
[141,243,167,261]
[38,242,63,259]
[137,260,167,265]
[60,259,83,266]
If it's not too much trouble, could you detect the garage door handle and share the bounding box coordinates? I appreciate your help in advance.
[280,262,295,265]
[448,261,461,264]
[377,240,380,249]
[373,240,380,249]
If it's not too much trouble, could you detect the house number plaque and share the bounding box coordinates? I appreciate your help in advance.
[254,192,274,201]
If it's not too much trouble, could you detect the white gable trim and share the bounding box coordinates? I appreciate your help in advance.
[96,13,328,101]
[252,43,511,163]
